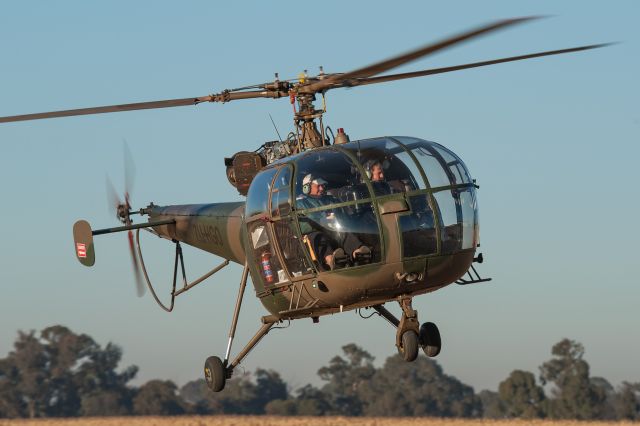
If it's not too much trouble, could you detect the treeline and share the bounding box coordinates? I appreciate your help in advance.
[0,325,638,419]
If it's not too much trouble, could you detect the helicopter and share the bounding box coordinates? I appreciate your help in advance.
[0,16,608,392]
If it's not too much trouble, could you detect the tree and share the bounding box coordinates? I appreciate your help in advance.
[0,325,137,418]
[478,390,505,418]
[250,369,289,413]
[180,378,223,414]
[317,343,376,416]
[614,382,640,420]
[265,384,330,416]
[133,380,185,415]
[292,384,331,416]
[75,341,137,416]
[0,357,25,418]
[180,369,289,415]
[498,370,546,418]
[8,331,48,418]
[539,338,608,419]
[359,354,481,417]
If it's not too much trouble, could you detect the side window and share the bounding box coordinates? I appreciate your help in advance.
[246,168,278,218]
[248,220,286,286]
[411,146,451,188]
[459,187,478,249]
[271,167,292,218]
[431,144,472,185]
[433,189,462,254]
[273,218,313,277]
[399,194,437,257]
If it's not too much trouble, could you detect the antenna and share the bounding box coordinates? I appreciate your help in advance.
[268,113,283,142]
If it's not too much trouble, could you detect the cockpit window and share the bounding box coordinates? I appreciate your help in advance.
[433,186,478,254]
[393,137,472,188]
[431,143,473,185]
[271,166,292,217]
[341,138,426,195]
[294,149,362,209]
[293,149,381,270]
[246,168,278,218]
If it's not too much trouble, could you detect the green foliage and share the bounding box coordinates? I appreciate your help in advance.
[539,338,609,419]
[1,327,638,421]
[179,369,289,415]
[477,390,505,418]
[613,382,640,420]
[358,354,481,417]
[0,325,137,418]
[265,384,330,416]
[497,370,546,418]
[133,380,185,415]
[317,343,376,416]
[0,357,25,418]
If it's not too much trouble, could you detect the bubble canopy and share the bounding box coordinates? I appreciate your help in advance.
[245,137,479,285]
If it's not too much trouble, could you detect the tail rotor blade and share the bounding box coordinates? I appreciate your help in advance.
[106,174,121,214]
[123,140,136,201]
[128,230,145,297]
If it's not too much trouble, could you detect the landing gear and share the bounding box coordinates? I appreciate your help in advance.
[399,330,419,361]
[203,263,275,393]
[419,321,441,357]
[204,356,226,392]
[373,297,442,362]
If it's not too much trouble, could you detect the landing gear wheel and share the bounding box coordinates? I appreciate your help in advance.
[419,322,441,357]
[204,356,226,392]
[398,330,419,362]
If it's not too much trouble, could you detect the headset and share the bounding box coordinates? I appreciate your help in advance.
[302,181,312,195]
[363,159,389,180]
[302,174,314,195]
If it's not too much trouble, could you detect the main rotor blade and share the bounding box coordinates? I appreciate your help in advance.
[300,16,541,94]
[0,90,287,124]
[342,43,612,88]
[0,96,214,123]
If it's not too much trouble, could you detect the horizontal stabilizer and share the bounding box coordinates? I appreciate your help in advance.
[73,220,95,267]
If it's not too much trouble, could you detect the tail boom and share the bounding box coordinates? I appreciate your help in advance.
[147,202,246,265]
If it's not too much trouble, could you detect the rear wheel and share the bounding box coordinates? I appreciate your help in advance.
[204,356,226,392]
[399,330,419,362]
[419,322,441,357]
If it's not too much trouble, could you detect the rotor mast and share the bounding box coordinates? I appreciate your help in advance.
[293,71,327,150]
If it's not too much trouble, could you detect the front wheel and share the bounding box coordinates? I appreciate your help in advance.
[399,330,419,362]
[204,356,226,392]
[419,322,441,357]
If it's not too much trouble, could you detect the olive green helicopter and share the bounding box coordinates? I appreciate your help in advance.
[0,16,608,392]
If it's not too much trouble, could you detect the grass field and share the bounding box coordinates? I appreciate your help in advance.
[0,417,637,426]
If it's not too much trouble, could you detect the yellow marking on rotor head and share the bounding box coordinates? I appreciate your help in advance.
[298,72,306,84]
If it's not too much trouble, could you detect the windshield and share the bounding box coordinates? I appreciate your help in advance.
[294,149,381,271]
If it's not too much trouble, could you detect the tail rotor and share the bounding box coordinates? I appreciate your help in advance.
[106,143,145,297]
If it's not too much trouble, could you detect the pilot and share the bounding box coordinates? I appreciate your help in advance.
[297,173,371,269]
[364,160,393,196]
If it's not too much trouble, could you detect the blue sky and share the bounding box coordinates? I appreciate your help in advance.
[1,1,638,392]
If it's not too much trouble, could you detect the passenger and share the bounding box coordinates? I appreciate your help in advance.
[364,160,393,195]
[297,173,371,269]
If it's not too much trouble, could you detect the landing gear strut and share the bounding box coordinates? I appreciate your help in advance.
[373,297,442,362]
[203,263,276,392]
